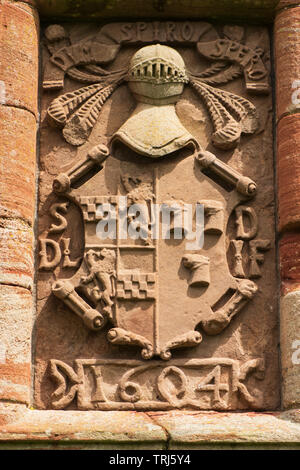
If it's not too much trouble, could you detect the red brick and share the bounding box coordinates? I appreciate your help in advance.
[275,7,300,120]
[0,363,30,404]
[12,1,37,6]
[0,218,33,290]
[0,1,39,117]
[0,105,37,225]
[0,285,31,404]
[277,114,300,231]
[277,1,300,9]
[280,232,300,294]
[0,285,32,361]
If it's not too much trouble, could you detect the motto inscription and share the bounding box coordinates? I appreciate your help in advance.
[35,21,279,410]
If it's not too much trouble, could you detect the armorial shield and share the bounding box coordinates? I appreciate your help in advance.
[51,149,256,361]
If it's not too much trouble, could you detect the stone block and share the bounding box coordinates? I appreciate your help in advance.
[31,20,280,417]
[280,291,300,409]
[0,218,33,290]
[148,410,300,448]
[0,407,299,449]
[0,106,37,225]
[275,7,300,119]
[279,232,300,295]
[12,1,37,6]
[0,285,32,404]
[33,0,278,22]
[277,115,300,231]
[277,1,300,9]
[0,409,167,449]
[0,1,39,117]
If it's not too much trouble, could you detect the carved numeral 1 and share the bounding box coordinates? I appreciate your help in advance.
[90,366,107,402]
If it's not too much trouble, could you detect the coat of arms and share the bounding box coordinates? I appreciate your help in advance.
[36,22,278,411]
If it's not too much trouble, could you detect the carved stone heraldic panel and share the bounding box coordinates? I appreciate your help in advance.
[35,21,279,411]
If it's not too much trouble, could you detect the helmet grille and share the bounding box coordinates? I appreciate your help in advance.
[128,58,189,84]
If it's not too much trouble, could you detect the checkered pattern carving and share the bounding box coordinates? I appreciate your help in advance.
[77,196,118,222]
[117,273,156,300]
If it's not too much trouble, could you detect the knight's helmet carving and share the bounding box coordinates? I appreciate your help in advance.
[112,44,197,157]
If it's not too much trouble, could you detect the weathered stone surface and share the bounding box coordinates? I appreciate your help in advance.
[280,291,300,409]
[0,403,26,427]
[0,218,33,290]
[0,408,167,449]
[0,285,32,364]
[35,22,278,413]
[148,410,300,448]
[0,106,37,225]
[277,0,300,9]
[281,409,300,423]
[0,364,30,405]
[280,232,300,295]
[0,1,39,117]
[275,7,300,119]
[34,0,278,22]
[0,285,31,404]
[12,1,37,5]
[277,115,300,232]
[0,407,299,449]
[0,0,295,452]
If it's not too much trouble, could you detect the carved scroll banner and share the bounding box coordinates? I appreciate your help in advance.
[35,21,279,411]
